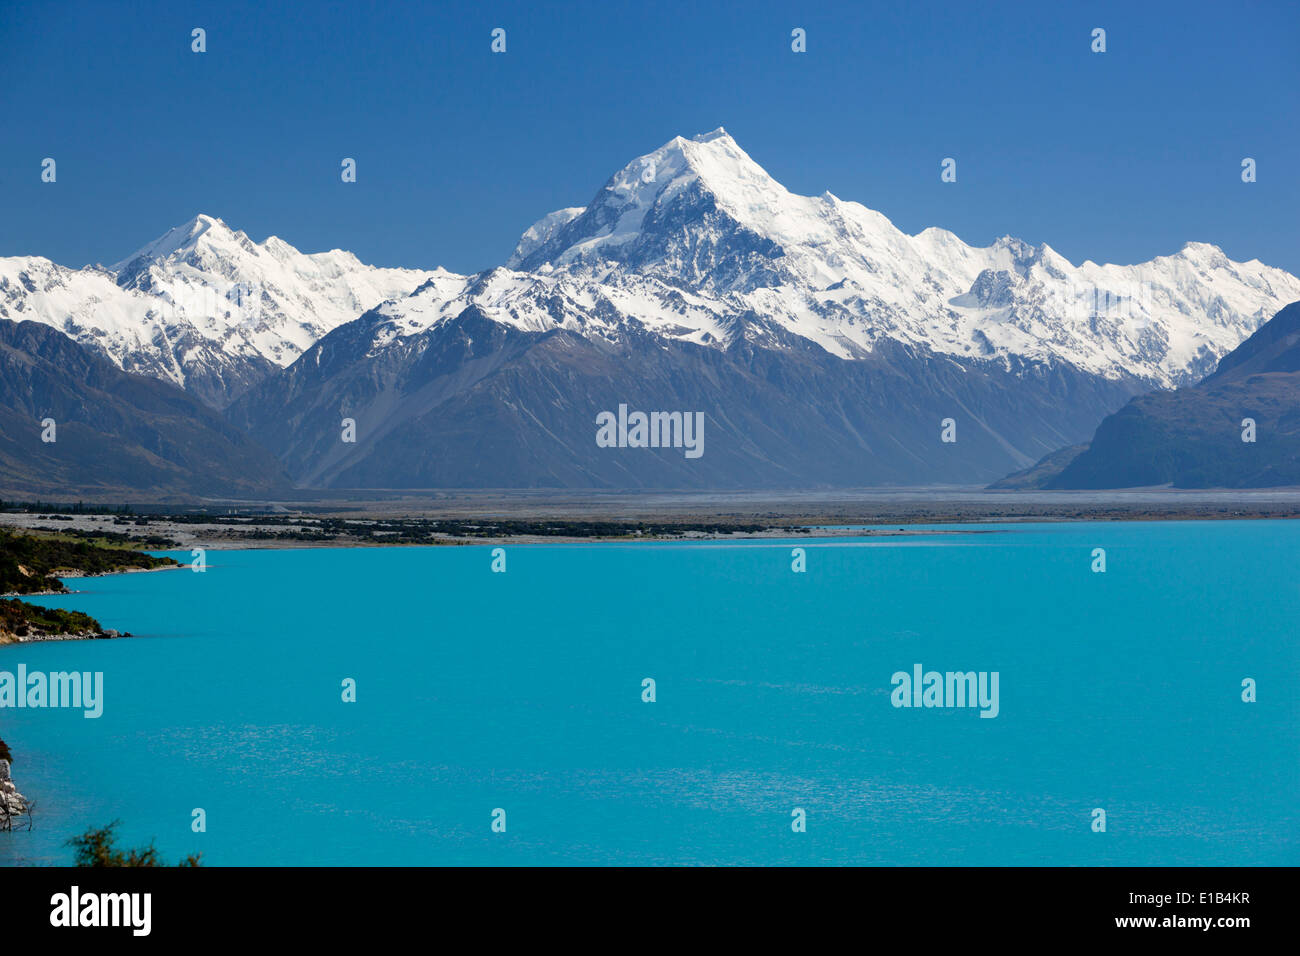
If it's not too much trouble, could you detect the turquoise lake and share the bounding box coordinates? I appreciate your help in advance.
[1,520,1296,866]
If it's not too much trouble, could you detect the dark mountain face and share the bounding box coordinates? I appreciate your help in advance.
[1201,301,1300,383]
[0,319,290,498]
[1033,301,1300,489]
[227,305,1141,490]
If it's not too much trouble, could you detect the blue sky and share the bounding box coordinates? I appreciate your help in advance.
[2,0,1297,275]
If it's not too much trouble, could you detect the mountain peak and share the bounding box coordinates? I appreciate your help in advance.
[111,213,248,274]
[417,129,1300,391]
[511,129,795,271]
[690,126,733,145]
[172,213,237,244]
[633,128,767,186]
[1177,240,1229,263]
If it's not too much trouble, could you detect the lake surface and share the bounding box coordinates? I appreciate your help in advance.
[2,520,1296,866]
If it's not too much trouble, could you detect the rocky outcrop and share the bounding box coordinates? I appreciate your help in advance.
[0,596,124,645]
[0,757,29,829]
[0,623,122,646]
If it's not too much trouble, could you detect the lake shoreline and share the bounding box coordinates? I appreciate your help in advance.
[1,562,188,599]
[0,627,128,647]
[0,532,179,645]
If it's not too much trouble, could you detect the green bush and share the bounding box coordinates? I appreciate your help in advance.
[0,597,102,637]
[0,530,177,596]
[68,821,202,867]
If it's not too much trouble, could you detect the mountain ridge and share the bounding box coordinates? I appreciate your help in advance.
[223,130,1300,490]
[8,130,1300,492]
[352,130,1300,392]
[0,216,434,408]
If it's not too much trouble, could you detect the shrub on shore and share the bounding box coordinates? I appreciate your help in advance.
[0,597,103,641]
[68,821,202,867]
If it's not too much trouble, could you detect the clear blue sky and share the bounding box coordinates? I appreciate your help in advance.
[2,0,1297,275]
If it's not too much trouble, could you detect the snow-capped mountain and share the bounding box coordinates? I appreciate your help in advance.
[226,129,1300,490]
[0,215,433,407]
[356,128,1300,391]
[11,129,1300,490]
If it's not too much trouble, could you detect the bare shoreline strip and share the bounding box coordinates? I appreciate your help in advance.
[4,500,1298,554]
[0,629,125,647]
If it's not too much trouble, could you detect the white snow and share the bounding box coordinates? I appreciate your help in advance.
[0,215,434,401]
[5,133,1300,400]
[506,207,585,268]
[366,129,1300,388]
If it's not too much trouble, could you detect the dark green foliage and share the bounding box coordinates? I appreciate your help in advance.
[0,529,177,595]
[0,597,103,637]
[68,820,202,867]
[0,737,11,764]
